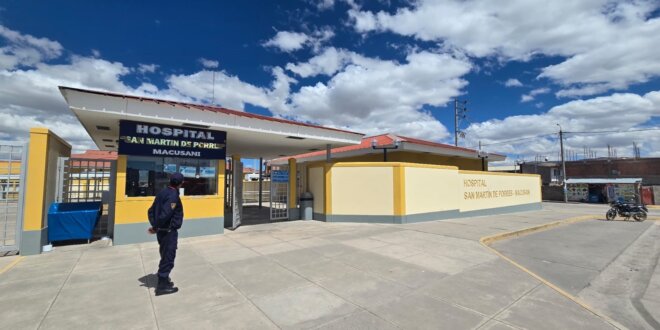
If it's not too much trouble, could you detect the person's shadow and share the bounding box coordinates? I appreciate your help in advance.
[138,274,158,289]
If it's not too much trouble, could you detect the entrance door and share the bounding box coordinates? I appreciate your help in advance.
[270,169,289,221]
[231,161,243,229]
[0,142,27,254]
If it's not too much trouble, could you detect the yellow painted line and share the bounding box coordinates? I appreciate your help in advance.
[0,256,24,275]
[481,215,598,245]
[480,215,625,329]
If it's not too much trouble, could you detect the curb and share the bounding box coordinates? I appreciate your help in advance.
[480,215,626,330]
[0,256,24,275]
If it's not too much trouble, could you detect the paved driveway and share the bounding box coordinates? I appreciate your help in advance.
[492,218,660,329]
[1,203,616,329]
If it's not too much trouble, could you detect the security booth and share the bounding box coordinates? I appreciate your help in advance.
[59,86,364,245]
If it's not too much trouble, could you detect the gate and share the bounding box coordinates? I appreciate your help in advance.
[270,169,289,221]
[231,161,243,229]
[0,142,27,253]
[56,157,116,238]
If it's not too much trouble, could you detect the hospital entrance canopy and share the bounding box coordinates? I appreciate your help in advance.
[59,87,364,159]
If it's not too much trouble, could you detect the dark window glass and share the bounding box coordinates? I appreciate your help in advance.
[125,156,218,197]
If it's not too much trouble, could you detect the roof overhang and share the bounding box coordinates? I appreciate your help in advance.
[59,87,364,159]
[271,140,506,165]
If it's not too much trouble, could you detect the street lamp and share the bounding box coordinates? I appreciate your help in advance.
[371,138,401,162]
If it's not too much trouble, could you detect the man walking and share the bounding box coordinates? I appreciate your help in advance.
[148,172,184,296]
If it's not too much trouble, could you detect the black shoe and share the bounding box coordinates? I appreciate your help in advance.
[154,274,174,287]
[155,277,178,296]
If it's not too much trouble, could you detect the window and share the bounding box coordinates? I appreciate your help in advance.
[125,156,218,197]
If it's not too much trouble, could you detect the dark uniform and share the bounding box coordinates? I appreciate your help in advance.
[148,173,184,295]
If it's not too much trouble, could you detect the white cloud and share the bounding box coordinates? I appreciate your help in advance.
[465,91,660,159]
[0,25,63,70]
[280,49,472,139]
[520,87,550,103]
[166,69,272,110]
[263,31,310,52]
[0,24,466,153]
[316,0,335,10]
[349,1,660,96]
[137,63,158,74]
[198,58,219,69]
[286,47,358,78]
[0,53,135,150]
[263,28,335,53]
[504,78,523,87]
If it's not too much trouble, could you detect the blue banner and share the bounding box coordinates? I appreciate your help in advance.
[119,120,226,159]
[271,170,289,182]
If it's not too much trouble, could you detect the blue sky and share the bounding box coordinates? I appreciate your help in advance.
[1,0,659,165]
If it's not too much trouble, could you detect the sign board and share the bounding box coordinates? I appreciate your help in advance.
[118,120,226,159]
[271,170,289,183]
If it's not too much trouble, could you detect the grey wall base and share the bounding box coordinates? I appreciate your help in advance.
[319,202,543,224]
[113,217,224,245]
[20,227,48,255]
[289,208,300,221]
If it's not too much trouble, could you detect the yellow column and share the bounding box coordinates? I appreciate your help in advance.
[23,128,50,232]
[288,158,298,219]
[392,164,406,223]
[324,164,332,219]
[21,128,71,255]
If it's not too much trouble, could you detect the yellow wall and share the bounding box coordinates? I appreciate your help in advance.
[405,165,461,214]
[459,171,542,212]
[305,162,541,220]
[330,164,394,216]
[23,128,71,231]
[307,166,325,213]
[114,155,225,225]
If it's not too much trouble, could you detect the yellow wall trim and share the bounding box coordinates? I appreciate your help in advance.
[288,158,297,209]
[324,164,332,214]
[393,164,406,216]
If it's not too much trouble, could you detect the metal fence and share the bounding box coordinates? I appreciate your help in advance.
[0,142,27,253]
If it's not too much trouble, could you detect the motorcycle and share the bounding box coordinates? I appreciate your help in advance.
[605,200,648,221]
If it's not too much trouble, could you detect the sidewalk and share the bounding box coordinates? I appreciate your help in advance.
[0,203,615,329]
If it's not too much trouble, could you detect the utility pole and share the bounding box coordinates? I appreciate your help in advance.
[557,124,567,203]
[454,99,467,146]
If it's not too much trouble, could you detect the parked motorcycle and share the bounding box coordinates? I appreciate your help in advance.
[605,201,648,221]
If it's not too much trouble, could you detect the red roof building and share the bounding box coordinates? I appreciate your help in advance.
[272,133,505,171]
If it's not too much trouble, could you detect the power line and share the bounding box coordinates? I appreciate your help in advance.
[564,128,660,134]
[471,127,660,149]
[470,133,556,148]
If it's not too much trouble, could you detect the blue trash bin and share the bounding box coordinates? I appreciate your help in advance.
[48,202,102,242]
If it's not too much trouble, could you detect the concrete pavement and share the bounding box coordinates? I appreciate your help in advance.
[492,214,660,329]
[0,203,619,329]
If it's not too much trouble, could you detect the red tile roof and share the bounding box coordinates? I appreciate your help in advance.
[59,86,363,136]
[71,150,118,160]
[279,133,504,161]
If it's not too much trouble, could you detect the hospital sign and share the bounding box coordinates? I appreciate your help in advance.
[118,120,226,159]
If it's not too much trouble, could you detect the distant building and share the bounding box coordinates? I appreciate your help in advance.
[519,157,659,204]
